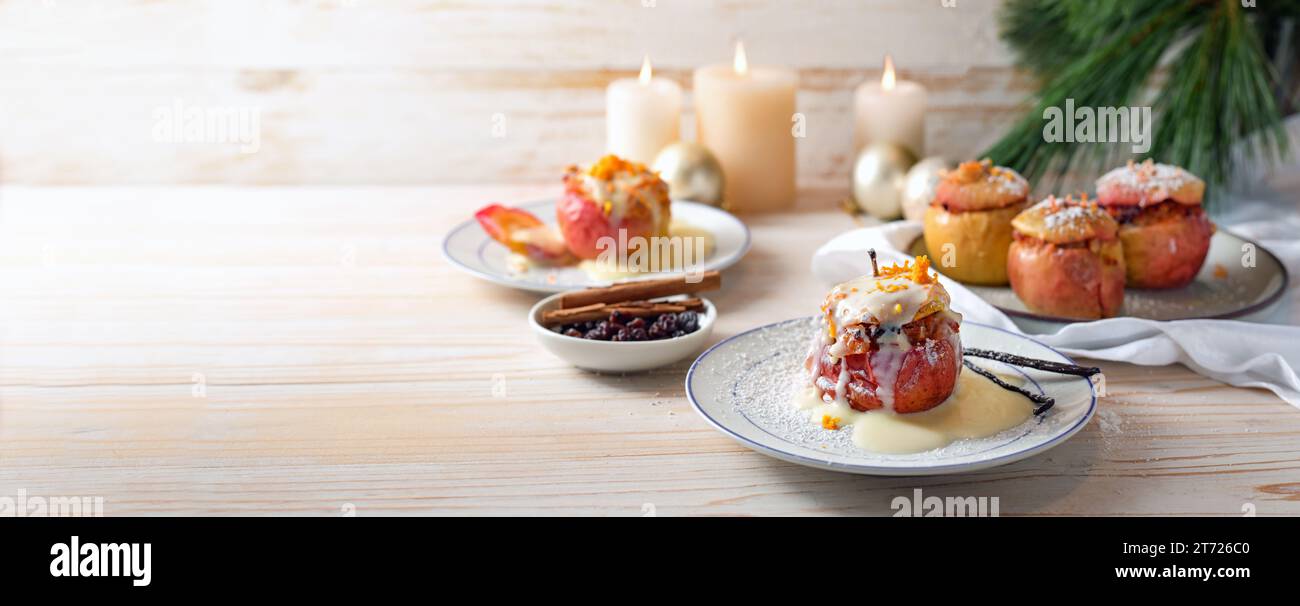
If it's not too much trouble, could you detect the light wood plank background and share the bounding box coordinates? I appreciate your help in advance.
[3,1,1297,516]
[0,0,1028,187]
[2,186,1298,516]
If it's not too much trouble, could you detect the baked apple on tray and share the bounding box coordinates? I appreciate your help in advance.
[923,159,1030,286]
[1008,195,1125,320]
[1095,160,1214,289]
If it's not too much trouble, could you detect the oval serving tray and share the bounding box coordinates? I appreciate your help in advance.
[908,230,1287,322]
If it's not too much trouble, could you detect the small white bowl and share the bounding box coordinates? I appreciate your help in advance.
[529,293,716,372]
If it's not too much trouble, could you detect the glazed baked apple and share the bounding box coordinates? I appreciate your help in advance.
[804,256,963,414]
[923,159,1031,286]
[1008,195,1125,320]
[1096,160,1214,289]
[557,155,672,260]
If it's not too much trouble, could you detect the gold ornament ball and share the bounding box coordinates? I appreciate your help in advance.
[652,142,726,207]
[852,142,917,220]
[901,156,951,222]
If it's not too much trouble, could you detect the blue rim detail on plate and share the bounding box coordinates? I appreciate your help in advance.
[441,199,752,293]
[684,319,1098,474]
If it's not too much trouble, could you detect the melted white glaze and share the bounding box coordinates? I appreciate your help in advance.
[810,272,940,411]
[827,274,930,331]
[793,367,1034,454]
[869,342,906,411]
[580,169,668,231]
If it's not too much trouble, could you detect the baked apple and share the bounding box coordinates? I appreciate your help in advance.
[1096,160,1214,289]
[804,255,963,414]
[923,159,1031,286]
[557,155,672,260]
[1008,195,1125,320]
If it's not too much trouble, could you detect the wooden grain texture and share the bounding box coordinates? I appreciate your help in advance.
[1,185,1298,516]
[0,0,1030,186]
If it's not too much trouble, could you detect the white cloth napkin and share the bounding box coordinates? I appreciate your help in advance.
[810,212,1300,408]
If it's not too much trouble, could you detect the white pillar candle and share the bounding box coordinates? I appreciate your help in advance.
[693,41,797,213]
[606,56,683,165]
[853,54,926,158]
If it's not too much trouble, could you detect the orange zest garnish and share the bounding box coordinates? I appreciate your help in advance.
[587,154,647,181]
[911,255,934,284]
[821,415,841,430]
[949,159,989,183]
[876,255,936,285]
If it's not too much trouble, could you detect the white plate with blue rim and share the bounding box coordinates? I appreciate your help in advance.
[441,199,751,293]
[685,320,1097,476]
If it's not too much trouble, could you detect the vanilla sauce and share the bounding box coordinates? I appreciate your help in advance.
[794,370,1032,454]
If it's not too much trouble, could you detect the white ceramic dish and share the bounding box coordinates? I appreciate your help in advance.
[443,199,750,293]
[686,320,1097,476]
[530,293,716,372]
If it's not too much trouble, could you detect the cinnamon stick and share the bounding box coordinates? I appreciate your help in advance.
[542,298,704,327]
[558,271,720,309]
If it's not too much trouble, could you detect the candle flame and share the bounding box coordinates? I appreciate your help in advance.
[639,54,652,85]
[882,54,896,91]
[734,40,749,76]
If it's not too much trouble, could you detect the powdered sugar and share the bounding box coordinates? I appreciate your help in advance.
[922,337,941,365]
[693,318,1088,464]
[1042,203,1092,231]
[1097,160,1201,205]
[1022,196,1111,240]
[990,167,1030,198]
[941,160,1029,202]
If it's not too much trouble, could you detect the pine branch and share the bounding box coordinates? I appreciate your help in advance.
[984,0,1297,212]
[985,0,1200,191]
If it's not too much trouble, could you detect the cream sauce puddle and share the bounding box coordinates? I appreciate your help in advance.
[577,220,716,280]
[794,369,1033,454]
[504,221,715,279]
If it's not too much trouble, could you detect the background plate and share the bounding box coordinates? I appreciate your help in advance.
[686,320,1097,476]
[909,231,1288,323]
[442,199,750,293]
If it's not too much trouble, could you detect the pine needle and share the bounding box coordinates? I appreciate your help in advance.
[983,0,1296,212]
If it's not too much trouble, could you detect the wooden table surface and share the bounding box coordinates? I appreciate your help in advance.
[2,185,1298,516]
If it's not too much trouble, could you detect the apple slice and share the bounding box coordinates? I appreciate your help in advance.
[474,204,576,266]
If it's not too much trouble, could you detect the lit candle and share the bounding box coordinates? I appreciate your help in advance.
[606,55,683,164]
[853,54,927,157]
[693,41,798,212]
